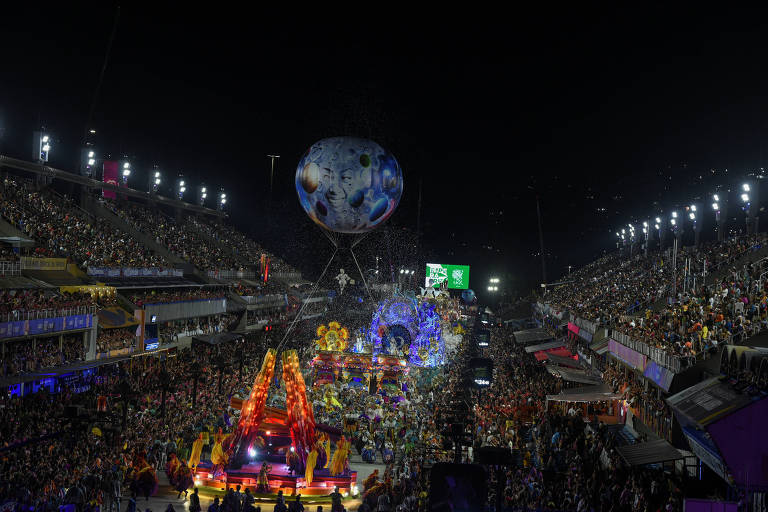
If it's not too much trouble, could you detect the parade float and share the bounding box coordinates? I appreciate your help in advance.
[310,321,374,390]
[193,349,357,496]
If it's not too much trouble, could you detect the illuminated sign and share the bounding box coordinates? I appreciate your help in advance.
[425,263,470,289]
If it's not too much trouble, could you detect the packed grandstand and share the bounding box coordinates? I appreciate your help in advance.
[0,168,766,512]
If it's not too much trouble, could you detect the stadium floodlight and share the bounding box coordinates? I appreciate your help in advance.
[643,227,647,233]
[712,202,719,210]
[713,194,719,202]
[671,218,676,226]
[743,183,750,192]
[621,229,625,234]
[219,191,227,209]
[33,131,52,163]
[671,211,678,218]
[689,212,696,220]
[654,224,660,230]
[121,161,131,183]
[199,186,207,206]
[643,221,648,228]
[655,217,661,223]
[690,205,696,212]
[742,193,750,203]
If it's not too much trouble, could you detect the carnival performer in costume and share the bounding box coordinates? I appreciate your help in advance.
[323,385,342,412]
[211,428,230,477]
[129,453,158,500]
[188,433,204,472]
[317,431,331,468]
[256,462,272,493]
[286,448,301,476]
[329,436,350,476]
[382,441,394,464]
[362,469,379,492]
[175,459,194,500]
[305,445,319,486]
[166,453,181,488]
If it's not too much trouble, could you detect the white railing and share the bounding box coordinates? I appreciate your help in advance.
[0,305,97,323]
[0,260,21,276]
[207,269,256,280]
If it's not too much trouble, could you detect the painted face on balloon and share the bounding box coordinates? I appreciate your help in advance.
[321,167,355,212]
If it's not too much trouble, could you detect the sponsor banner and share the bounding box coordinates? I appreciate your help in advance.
[0,315,91,339]
[0,321,26,339]
[87,267,184,278]
[608,339,647,370]
[64,314,92,330]
[643,361,674,392]
[567,322,580,335]
[20,257,68,271]
[28,317,64,335]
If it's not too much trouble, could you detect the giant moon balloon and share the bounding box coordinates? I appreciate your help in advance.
[296,137,403,234]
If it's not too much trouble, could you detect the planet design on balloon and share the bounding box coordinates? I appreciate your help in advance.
[295,137,403,234]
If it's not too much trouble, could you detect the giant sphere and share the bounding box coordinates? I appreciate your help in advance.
[295,137,403,233]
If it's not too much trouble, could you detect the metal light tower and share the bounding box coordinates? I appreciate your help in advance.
[689,204,702,247]
[655,216,665,250]
[267,154,280,200]
[642,220,649,257]
[33,131,51,163]
[712,192,727,241]
[149,167,161,194]
[741,182,759,235]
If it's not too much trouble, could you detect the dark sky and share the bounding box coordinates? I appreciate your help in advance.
[3,6,768,299]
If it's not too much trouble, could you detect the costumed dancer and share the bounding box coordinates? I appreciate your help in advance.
[256,462,272,493]
[329,436,350,476]
[286,447,301,476]
[320,432,331,468]
[313,435,328,470]
[129,453,158,500]
[175,459,194,500]
[166,453,181,488]
[382,441,394,464]
[188,433,204,472]
[305,445,319,486]
[210,428,230,477]
[362,469,379,492]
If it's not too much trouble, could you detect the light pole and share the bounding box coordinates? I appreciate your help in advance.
[267,154,280,200]
[33,130,51,163]
[642,220,649,257]
[121,161,131,185]
[177,179,186,200]
[81,146,96,177]
[670,211,680,296]
[689,204,702,247]
[219,191,227,211]
[712,192,727,241]
[199,186,207,206]
[149,167,161,194]
[488,277,500,293]
[655,216,664,249]
[741,182,758,234]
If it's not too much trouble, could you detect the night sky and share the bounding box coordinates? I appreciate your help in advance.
[3,7,768,299]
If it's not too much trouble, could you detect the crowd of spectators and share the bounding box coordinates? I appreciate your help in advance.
[0,177,167,268]
[103,200,243,271]
[96,328,136,354]
[457,325,689,511]
[159,313,240,343]
[0,289,97,320]
[0,244,19,262]
[1,334,85,376]
[128,288,227,307]
[546,233,768,358]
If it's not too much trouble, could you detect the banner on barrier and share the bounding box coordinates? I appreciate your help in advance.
[87,267,184,278]
[643,361,674,391]
[0,314,92,339]
[608,339,647,370]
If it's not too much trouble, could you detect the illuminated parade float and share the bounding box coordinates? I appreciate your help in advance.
[193,349,357,496]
